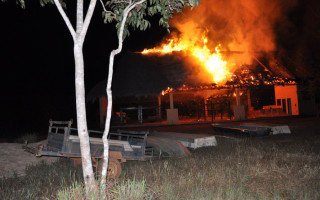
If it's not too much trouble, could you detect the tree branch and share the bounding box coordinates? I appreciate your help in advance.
[99,0,108,12]
[115,0,146,52]
[80,0,97,41]
[100,0,116,19]
[76,0,83,34]
[54,0,76,40]
[128,0,145,10]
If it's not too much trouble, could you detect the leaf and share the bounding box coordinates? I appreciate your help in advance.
[39,0,54,7]
[107,16,113,23]
[103,0,200,41]
[136,20,140,28]
[136,5,142,12]
[144,20,149,29]
[156,4,162,12]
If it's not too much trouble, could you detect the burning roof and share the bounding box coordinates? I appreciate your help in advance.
[87,51,296,102]
[88,0,298,101]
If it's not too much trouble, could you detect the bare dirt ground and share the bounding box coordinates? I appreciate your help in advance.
[0,140,58,178]
[1,116,319,178]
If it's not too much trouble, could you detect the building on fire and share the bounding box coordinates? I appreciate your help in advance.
[87,51,318,128]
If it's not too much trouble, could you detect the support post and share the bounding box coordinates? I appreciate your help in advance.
[247,88,254,112]
[138,105,143,124]
[166,92,178,124]
[169,93,174,109]
[236,88,241,106]
[204,98,208,121]
[234,88,246,120]
[158,95,162,122]
[120,108,124,124]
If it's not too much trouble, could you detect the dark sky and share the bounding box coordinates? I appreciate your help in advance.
[0,1,166,134]
[0,0,319,135]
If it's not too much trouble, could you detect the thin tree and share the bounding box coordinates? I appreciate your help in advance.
[4,0,200,197]
[52,0,99,194]
[99,0,200,188]
[4,0,99,194]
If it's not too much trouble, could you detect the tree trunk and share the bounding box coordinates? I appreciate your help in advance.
[101,0,147,188]
[101,49,115,188]
[54,0,98,195]
[74,43,96,192]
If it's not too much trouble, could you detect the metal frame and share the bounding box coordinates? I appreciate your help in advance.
[36,120,156,162]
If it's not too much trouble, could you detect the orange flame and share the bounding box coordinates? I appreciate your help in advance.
[141,32,231,84]
[161,87,173,96]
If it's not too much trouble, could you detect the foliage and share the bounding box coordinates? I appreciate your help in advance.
[102,0,200,39]
[1,0,25,8]
[39,0,54,6]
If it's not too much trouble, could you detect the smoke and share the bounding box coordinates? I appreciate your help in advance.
[169,0,296,66]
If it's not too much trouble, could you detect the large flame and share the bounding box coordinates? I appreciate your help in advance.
[141,33,231,84]
[140,0,293,85]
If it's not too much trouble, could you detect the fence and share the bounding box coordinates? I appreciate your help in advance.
[197,100,233,121]
[119,106,160,124]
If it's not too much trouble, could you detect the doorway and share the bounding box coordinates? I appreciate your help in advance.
[282,99,287,114]
[287,98,292,115]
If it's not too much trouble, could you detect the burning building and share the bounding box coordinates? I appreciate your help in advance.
[87,50,297,127]
[87,0,318,127]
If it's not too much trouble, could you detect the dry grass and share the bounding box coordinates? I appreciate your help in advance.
[0,158,83,200]
[1,117,319,199]
[1,139,319,199]
[120,138,320,199]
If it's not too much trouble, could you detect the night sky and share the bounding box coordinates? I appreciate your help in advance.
[0,0,319,138]
[0,1,166,136]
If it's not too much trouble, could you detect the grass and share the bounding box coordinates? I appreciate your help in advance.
[120,139,320,200]
[0,158,83,200]
[1,135,319,199]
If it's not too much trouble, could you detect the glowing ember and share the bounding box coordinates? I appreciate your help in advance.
[158,68,297,95]
[161,87,173,96]
[141,33,231,84]
[141,38,186,54]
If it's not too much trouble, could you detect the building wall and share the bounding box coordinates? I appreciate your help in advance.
[274,85,299,115]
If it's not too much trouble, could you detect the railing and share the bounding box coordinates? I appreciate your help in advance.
[197,101,233,121]
[119,105,161,124]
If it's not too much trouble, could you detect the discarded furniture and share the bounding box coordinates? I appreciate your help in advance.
[25,120,158,178]
[25,120,203,178]
[150,131,217,149]
[211,122,272,137]
[242,122,291,135]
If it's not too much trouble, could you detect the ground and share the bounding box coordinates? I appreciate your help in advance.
[0,116,319,178]
[0,140,58,178]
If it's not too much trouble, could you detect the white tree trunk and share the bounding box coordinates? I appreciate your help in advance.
[101,0,147,188]
[54,0,97,195]
[74,43,96,192]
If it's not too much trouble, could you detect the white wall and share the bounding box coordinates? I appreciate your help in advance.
[274,85,299,115]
